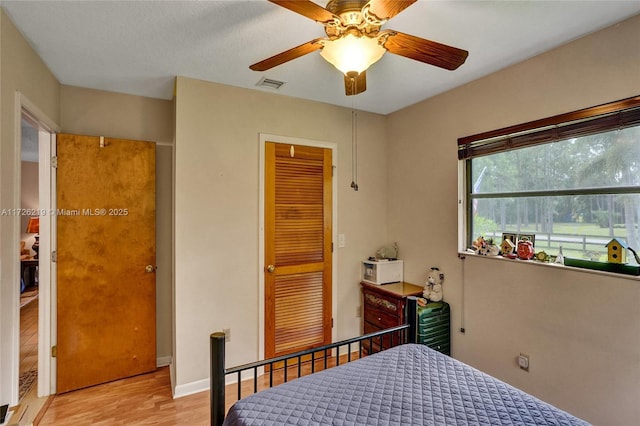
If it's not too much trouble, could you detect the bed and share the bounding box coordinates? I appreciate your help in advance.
[210,326,589,426]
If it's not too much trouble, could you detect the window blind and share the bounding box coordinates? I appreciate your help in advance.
[458,96,640,160]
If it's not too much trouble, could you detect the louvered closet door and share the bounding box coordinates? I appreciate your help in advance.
[265,142,332,359]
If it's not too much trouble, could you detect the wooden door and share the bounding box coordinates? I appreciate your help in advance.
[265,142,332,359]
[56,134,156,393]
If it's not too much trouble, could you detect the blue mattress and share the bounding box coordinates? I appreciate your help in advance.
[223,344,589,426]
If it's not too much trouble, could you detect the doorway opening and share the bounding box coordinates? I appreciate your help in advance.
[15,97,57,410]
[19,115,40,402]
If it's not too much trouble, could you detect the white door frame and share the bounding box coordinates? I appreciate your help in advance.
[16,92,59,399]
[257,133,338,362]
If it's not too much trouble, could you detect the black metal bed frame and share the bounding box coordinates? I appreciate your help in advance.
[209,324,412,426]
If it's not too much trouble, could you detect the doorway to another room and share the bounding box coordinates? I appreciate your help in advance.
[19,116,40,402]
[15,100,56,418]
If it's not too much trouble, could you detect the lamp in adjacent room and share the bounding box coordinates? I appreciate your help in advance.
[26,217,40,259]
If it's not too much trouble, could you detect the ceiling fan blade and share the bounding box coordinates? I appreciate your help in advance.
[344,71,367,96]
[382,30,468,70]
[366,0,417,20]
[269,0,338,24]
[250,39,324,71]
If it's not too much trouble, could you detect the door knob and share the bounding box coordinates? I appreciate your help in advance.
[266,264,276,273]
[145,265,156,273]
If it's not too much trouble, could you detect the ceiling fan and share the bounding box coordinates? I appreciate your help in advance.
[250,0,469,96]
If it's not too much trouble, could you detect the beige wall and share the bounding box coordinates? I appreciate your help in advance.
[173,77,389,391]
[0,9,60,405]
[387,14,640,425]
[60,85,174,144]
[59,85,175,363]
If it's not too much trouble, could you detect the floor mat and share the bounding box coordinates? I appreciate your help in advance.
[19,368,37,400]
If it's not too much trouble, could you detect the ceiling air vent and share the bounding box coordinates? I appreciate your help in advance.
[256,77,285,90]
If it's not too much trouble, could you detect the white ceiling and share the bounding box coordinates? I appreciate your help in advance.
[3,1,640,115]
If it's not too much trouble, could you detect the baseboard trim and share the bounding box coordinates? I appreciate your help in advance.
[156,356,172,368]
[171,349,362,399]
[173,378,209,399]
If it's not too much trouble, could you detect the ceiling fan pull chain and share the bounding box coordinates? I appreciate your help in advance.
[350,78,359,191]
[351,107,359,191]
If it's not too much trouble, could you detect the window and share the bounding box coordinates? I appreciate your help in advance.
[459,97,640,265]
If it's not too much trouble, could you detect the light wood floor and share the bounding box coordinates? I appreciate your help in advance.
[36,367,209,425]
[35,350,360,425]
[20,291,39,378]
[13,288,49,426]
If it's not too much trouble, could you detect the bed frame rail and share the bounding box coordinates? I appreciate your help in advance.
[210,324,411,426]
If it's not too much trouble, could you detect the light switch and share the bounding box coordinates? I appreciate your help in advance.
[518,353,529,371]
[338,233,346,248]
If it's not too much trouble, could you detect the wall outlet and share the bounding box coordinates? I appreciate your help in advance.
[223,328,231,342]
[518,353,529,371]
[356,305,361,317]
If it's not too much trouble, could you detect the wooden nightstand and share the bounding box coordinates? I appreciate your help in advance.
[360,281,423,353]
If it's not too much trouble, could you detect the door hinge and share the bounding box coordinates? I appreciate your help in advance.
[331,318,334,328]
[51,156,58,168]
[331,242,334,253]
[51,250,57,262]
[51,345,57,358]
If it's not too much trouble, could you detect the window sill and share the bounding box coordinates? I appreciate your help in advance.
[457,251,640,281]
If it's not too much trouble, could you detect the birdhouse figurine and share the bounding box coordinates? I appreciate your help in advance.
[500,238,516,256]
[606,238,628,264]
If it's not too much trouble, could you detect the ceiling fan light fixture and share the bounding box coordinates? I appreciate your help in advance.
[320,34,385,75]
